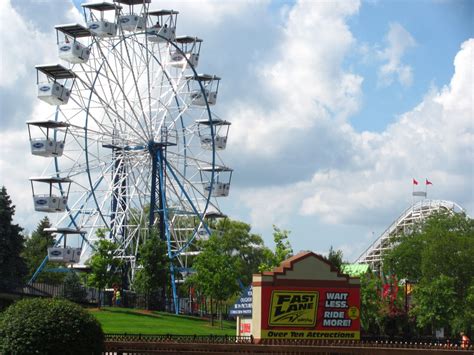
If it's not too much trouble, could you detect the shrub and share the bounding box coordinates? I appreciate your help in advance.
[0,298,104,354]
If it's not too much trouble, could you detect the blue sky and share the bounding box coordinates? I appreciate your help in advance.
[348,0,473,132]
[1,0,472,262]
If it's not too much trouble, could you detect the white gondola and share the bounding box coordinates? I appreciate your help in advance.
[146,10,178,42]
[169,36,202,68]
[81,2,121,37]
[44,227,85,264]
[27,120,70,157]
[204,211,228,219]
[199,166,233,197]
[30,176,72,212]
[118,14,146,31]
[195,118,230,150]
[55,24,91,64]
[48,247,82,263]
[117,0,150,32]
[180,251,201,257]
[187,74,220,107]
[196,227,210,241]
[36,65,76,106]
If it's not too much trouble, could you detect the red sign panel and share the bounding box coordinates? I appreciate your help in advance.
[260,286,360,340]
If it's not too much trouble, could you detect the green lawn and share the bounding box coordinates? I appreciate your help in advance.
[89,307,236,335]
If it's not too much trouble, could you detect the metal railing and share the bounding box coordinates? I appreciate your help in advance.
[103,335,473,354]
[104,333,253,344]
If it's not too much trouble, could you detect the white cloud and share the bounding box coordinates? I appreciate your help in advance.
[238,39,473,229]
[155,0,266,27]
[225,0,363,157]
[0,0,47,87]
[1,0,83,76]
[377,22,416,87]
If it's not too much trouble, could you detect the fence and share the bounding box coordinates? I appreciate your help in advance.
[4,282,223,316]
[22,282,102,305]
[102,335,473,354]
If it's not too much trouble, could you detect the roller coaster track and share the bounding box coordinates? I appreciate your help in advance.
[355,199,465,273]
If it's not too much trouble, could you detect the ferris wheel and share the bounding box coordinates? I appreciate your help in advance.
[27,0,232,308]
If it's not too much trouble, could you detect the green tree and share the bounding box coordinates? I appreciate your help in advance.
[383,211,474,336]
[0,186,27,289]
[187,233,241,327]
[133,232,169,310]
[411,275,458,332]
[213,219,271,286]
[326,245,344,270]
[383,233,424,282]
[22,216,64,284]
[359,272,383,334]
[62,271,87,303]
[87,230,122,306]
[456,284,474,336]
[259,225,293,272]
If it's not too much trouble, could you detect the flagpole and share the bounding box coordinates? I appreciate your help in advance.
[411,179,414,225]
[425,178,433,204]
[425,178,428,199]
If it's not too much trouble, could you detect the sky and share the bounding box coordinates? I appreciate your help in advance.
[0,0,473,262]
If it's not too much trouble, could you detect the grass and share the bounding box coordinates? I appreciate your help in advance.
[89,307,236,335]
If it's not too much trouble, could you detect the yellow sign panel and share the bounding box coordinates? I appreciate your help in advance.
[262,329,360,340]
[269,291,319,327]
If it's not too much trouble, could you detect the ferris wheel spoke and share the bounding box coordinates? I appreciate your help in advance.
[113,44,149,136]
[84,93,143,142]
[93,41,149,138]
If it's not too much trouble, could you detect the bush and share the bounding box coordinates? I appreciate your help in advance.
[0,298,104,354]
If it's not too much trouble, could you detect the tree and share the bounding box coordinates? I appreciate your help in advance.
[187,233,241,327]
[62,271,87,304]
[212,219,271,286]
[359,272,383,334]
[0,186,27,290]
[22,217,64,284]
[383,211,474,336]
[326,245,344,270]
[411,275,458,332]
[259,225,293,272]
[133,231,169,310]
[87,230,122,306]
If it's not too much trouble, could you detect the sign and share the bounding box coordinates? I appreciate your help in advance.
[239,318,252,336]
[229,285,252,317]
[251,252,361,342]
[261,287,360,340]
[261,330,358,339]
[269,291,318,326]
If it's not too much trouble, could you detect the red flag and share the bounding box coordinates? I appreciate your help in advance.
[412,178,418,185]
[426,179,433,185]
